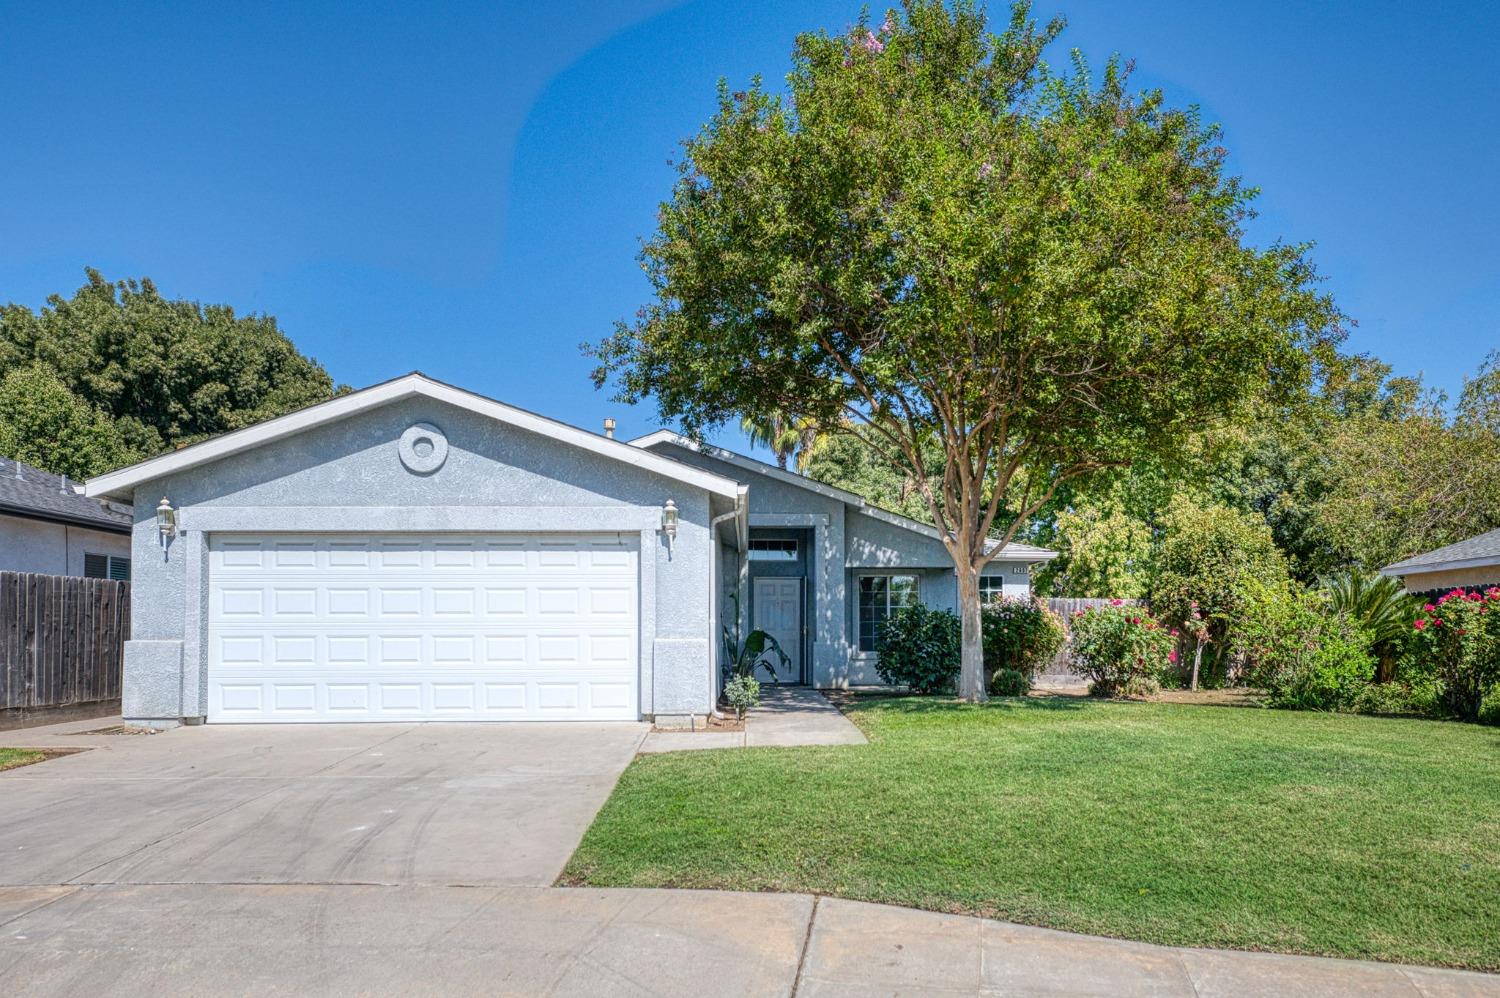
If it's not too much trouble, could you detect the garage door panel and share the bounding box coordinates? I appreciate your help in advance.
[207,533,639,722]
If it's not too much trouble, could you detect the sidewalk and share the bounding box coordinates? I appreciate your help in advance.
[1,884,1493,996]
[639,685,868,753]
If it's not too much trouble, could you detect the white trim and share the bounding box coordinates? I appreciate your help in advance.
[85,374,743,502]
[633,430,1057,562]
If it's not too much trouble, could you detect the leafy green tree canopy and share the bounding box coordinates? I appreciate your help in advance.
[0,364,130,479]
[588,1,1341,698]
[0,269,342,475]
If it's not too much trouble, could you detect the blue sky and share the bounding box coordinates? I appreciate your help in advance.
[2,0,1496,451]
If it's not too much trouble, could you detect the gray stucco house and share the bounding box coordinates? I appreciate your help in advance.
[1,457,132,578]
[85,373,1054,726]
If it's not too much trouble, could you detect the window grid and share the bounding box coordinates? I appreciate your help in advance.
[859,574,919,652]
[748,538,799,562]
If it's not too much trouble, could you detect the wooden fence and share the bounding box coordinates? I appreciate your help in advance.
[0,572,129,715]
[1040,597,1145,682]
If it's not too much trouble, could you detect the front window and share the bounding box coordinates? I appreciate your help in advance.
[979,575,1006,604]
[859,574,919,652]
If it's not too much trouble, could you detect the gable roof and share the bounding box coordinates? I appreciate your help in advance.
[1381,527,1500,577]
[632,430,1056,562]
[85,373,744,502]
[0,457,132,533]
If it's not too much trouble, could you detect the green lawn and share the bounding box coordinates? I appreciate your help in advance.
[0,748,45,772]
[563,698,1500,970]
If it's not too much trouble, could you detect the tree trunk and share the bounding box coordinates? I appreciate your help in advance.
[1190,638,1204,691]
[955,560,986,701]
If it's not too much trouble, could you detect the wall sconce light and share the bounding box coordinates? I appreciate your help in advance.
[156,496,177,540]
[661,498,679,551]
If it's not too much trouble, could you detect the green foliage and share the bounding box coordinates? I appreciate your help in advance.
[1478,685,1500,727]
[1324,571,1415,680]
[0,269,341,476]
[588,0,1341,699]
[1038,500,1156,599]
[988,668,1030,697]
[1151,495,1286,678]
[723,674,762,720]
[875,604,961,694]
[803,431,942,524]
[1234,579,1375,711]
[1317,392,1500,572]
[980,597,1064,679]
[1069,602,1175,697]
[0,364,131,478]
[1411,588,1500,722]
[721,625,790,682]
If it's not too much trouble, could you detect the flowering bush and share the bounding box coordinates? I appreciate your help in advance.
[981,597,1065,681]
[1069,601,1176,698]
[875,604,961,694]
[1233,579,1374,712]
[1411,587,1500,723]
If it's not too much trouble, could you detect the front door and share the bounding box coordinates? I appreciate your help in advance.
[752,577,802,683]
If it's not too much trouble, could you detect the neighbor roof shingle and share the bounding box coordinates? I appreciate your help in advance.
[0,458,133,533]
[1383,528,1500,573]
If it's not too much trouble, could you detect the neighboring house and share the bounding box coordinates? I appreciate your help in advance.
[0,457,133,578]
[84,373,1054,727]
[1380,528,1500,595]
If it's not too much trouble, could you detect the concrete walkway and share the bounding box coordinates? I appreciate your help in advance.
[1,884,1494,996]
[639,684,868,753]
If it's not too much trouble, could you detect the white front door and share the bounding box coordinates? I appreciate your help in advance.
[207,533,639,722]
[752,577,802,683]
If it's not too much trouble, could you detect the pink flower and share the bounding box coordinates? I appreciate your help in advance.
[880,13,895,34]
[1169,628,1179,637]
[1413,619,1427,630]
[1424,604,1435,612]
[1468,592,1483,602]
[1434,618,1443,626]
[1169,649,1178,663]
[1109,598,1124,606]
[861,30,884,53]
[978,161,994,180]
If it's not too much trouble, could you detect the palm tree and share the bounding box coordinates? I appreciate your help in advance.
[741,412,825,472]
[1324,571,1415,683]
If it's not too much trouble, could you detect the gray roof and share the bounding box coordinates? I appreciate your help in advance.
[1383,528,1500,574]
[0,458,133,533]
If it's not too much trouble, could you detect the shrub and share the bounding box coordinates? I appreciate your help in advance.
[1479,685,1500,727]
[1347,680,1435,717]
[1070,601,1176,698]
[1091,674,1160,699]
[981,597,1065,681]
[1233,579,1375,712]
[1411,587,1500,722]
[1152,495,1287,684]
[988,668,1030,698]
[723,674,761,720]
[875,604,961,693]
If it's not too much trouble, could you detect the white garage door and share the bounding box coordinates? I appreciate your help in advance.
[207,533,639,722]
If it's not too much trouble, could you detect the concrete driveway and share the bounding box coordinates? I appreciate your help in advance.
[0,720,647,887]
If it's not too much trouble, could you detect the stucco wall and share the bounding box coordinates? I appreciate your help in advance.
[0,513,130,576]
[1397,566,1500,594]
[124,396,715,723]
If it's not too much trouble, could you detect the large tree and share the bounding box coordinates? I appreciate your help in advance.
[588,1,1341,698]
[0,269,342,472]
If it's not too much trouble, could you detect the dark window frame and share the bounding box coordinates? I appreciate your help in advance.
[748,538,799,562]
